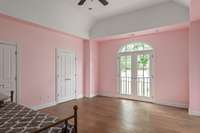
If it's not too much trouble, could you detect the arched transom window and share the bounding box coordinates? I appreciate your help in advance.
[119,42,153,53]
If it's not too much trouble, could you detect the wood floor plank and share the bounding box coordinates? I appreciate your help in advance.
[41,97,200,133]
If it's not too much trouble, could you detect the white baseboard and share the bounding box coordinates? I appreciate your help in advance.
[88,94,98,98]
[98,92,188,109]
[84,93,98,98]
[98,93,117,98]
[76,94,84,99]
[31,94,84,110]
[189,110,200,116]
[154,100,188,109]
[31,101,56,110]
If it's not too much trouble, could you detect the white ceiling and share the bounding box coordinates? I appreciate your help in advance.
[90,1,189,38]
[0,0,189,38]
[0,0,94,38]
[67,0,190,20]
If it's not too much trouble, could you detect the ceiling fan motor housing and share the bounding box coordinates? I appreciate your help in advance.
[78,0,109,6]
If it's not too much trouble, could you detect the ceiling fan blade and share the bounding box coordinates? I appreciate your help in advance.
[78,0,86,6]
[99,0,109,6]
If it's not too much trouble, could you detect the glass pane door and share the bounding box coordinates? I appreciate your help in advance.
[119,55,132,95]
[119,52,153,100]
[135,53,152,98]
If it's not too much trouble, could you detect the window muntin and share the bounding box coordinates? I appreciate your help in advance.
[119,42,152,53]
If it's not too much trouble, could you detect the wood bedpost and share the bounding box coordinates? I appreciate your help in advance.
[64,120,69,133]
[73,105,78,133]
[32,105,78,133]
[10,91,14,102]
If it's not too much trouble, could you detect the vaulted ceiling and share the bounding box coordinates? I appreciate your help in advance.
[0,0,190,39]
[67,0,189,20]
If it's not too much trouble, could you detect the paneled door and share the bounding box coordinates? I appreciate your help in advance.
[56,49,76,104]
[118,51,153,101]
[0,43,17,102]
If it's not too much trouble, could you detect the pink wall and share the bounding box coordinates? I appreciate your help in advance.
[89,40,99,97]
[98,29,189,105]
[189,20,200,113]
[0,8,194,111]
[189,0,200,114]
[83,40,90,97]
[190,0,200,21]
[83,40,99,97]
[0,14,85,107]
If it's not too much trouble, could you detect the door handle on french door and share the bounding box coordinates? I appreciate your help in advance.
[65,78,71,80]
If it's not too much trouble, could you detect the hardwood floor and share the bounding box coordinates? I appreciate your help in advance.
[41,97,200,133]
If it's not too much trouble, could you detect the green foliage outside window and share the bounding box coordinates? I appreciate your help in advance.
[137,55,149,69]
[119,42,152,71]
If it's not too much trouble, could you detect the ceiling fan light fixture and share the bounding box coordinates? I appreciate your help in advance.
[99,0,109,6]
[78,0,86,6]
[78,0,109,6]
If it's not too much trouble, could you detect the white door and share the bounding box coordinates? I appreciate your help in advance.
[134,52,153,101]
[0,43,17,102]
[119,55,133,96]
[56,49,76,103]
[118,51,153,101]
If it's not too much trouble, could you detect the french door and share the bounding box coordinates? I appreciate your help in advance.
[56,49,76,104]
[118,51,153,101]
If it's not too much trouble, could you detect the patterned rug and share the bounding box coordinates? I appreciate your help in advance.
[0,102,74,133]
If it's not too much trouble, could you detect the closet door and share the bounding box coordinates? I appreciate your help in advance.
[0,43,17,102]
[56,49,76,103]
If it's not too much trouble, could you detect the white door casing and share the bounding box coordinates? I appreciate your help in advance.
[56,49,76,104]
[0,43,17,102]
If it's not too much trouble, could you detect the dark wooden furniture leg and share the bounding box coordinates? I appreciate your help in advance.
[74,105,78,133]
[10,91,14,102]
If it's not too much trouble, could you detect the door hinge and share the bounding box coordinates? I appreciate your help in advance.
[15,51,17,55]
[15,76,17,81]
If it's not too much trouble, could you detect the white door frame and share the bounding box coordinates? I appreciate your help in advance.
[117,50,154,103]
[0,41,21,104]
[55,48,77,104]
